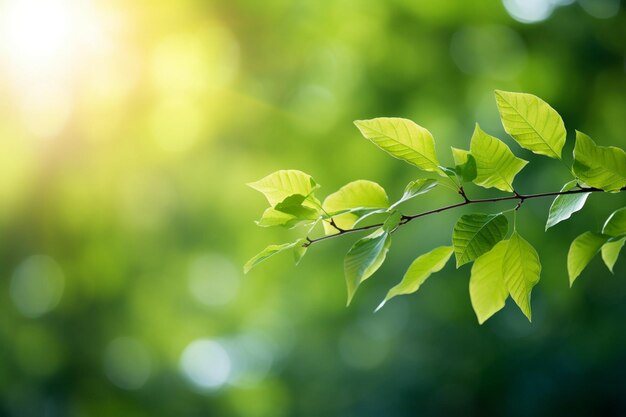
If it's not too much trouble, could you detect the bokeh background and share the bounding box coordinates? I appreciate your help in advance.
[1,0,625,416]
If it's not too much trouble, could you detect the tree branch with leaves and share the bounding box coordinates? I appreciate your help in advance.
[244,90,626,324]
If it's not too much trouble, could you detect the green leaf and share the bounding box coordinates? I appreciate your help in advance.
[382,211,402,233]
[354,118,444,175]
[440,166,459,183]
[293,239,308,266]
[469,124,528,192]
[494,90,566,159]
[248,169,320,207]
[573,131,626,192]
[567,231,609,286]
[469,240,509,324]
[503,232,541,321]
[244,241,299,274]
[545,181,590,230]
[344,229,391,305]
[388,179,438,210]
[453,213,509,267]
[451,147,477,182]
[322,180,389,235]
[274,194,320,219]
[352,209,388,228]
[601,237,625,273]
[376,246,453,311]
[256,208,302,228]
[602,207,626,237]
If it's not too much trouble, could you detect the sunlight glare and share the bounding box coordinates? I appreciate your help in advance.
[0,0,107,138]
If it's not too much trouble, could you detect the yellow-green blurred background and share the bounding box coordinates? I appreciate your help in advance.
[1,0,625,416]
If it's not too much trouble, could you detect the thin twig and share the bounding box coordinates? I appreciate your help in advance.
[303,186,626,247]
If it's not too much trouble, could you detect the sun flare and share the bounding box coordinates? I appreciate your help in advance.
[0,0,108,138]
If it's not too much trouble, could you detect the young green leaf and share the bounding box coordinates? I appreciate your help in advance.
[453,213,508,267]
[503,232,541,321]
[601,237,625,273]
[274,194,320,219]
[451,147,477,182]
[256,208,304,228]
[573,131,626,192]
[469,124,528,192]
[376,246,453,311]
[382,211,402,233]
[494,90,566,159]
[322,180,389,235]
[248,170,320,207]
[545,181,590,230]
[244,241,300,274]
[353,118,444,175]
[388,179,438,210]
[567,232,609,286]
[352,209,388,228]
[469,240,509,324]
[344,229,391,305]
[602,207,626,237]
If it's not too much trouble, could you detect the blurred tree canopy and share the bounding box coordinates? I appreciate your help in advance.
[0,0,625,416]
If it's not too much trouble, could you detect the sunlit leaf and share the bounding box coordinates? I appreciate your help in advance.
[322,180,389,235]
[453,213,508,267]
[451,147,477,182]
[248,169,320,207]
[274,194,320,219]
[545,181,590,230]
[388,179,438,210]
[376,246,453,311]
[495,90,566,159]
[599,208,626,273]
[256,208,303,228]
[244,241,299,274]
[469,124,528,192]
[469,240,509,324]
[602,207,626,237]
[344,229,391,305]
[573,131,626,192]
[354,118,444,175]
[503,232,541,321]
[601,237,625,273]
[567,231,608,286]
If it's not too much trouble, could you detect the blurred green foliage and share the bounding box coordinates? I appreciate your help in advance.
[0,0,625,416]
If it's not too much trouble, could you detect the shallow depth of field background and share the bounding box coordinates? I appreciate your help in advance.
[1,0,625,416]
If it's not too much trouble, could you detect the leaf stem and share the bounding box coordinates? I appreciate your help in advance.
[303,186,626,247]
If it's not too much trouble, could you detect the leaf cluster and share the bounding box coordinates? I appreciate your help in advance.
[246,91,626,324]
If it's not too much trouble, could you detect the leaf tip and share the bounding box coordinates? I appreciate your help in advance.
[374,300,386,313]
[494,89,509,98]
[346,291,355,307]
[246,181,260,192]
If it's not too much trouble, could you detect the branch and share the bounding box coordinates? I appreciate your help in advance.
[303,186,626,247]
